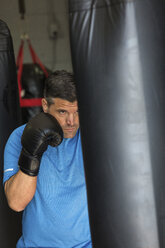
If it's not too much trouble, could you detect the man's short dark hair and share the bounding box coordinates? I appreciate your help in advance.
[43,70,77,106]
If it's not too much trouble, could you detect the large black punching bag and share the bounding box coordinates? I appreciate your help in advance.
[69,0,165,247]
[0,20,22,247]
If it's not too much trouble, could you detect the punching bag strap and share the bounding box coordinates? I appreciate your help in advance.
[16,39,24,102]
[27,39,48,77]
[16,39,24,68]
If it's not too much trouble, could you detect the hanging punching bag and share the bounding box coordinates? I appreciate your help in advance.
[20,63,50,123]
[0,20,22,247]
[69,0,165,247]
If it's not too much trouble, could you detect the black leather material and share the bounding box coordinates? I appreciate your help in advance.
[0,19,22,247]
[20,63,51,124]
[69,0,165,247]
[19,150,40,176]
[19,112,63,176]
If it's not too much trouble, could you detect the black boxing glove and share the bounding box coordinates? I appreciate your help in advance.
[18,112,63,176]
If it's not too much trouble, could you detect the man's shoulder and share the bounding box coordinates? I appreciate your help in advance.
[6,124,26,145]
[14,124,26,132]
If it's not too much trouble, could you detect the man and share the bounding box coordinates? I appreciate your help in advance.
[3,70,92,248]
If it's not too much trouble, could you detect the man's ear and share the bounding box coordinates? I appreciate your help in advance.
[42,98,48,113]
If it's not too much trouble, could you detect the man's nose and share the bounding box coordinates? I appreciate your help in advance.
[66,114,74,126]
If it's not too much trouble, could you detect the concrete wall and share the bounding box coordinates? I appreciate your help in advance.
[0,0,72,72]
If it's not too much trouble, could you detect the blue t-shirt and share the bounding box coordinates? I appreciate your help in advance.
[3,125,92,248]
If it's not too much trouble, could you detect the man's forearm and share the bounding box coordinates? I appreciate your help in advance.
[4,170,37,212]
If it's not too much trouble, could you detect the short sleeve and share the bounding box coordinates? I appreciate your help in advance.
[3,125,25,184]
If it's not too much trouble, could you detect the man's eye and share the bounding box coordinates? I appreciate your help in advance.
[59,110,66,114]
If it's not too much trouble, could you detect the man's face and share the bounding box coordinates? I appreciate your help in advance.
[42,98,79,138]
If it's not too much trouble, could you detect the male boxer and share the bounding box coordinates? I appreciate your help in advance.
[3,70,92,248]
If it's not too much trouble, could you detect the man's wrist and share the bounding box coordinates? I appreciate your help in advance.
[19,149,40,176]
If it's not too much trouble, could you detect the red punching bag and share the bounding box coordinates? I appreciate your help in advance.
[69,0,165,247]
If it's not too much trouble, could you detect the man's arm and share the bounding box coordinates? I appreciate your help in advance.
[4,170,37,212]
[4,112,63,212]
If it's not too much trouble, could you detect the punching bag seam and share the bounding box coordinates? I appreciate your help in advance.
[69,0,136,13]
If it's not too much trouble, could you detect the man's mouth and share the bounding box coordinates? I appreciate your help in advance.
[64,128,75,132]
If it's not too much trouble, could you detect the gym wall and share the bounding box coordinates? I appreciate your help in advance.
[0,0,72,72]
